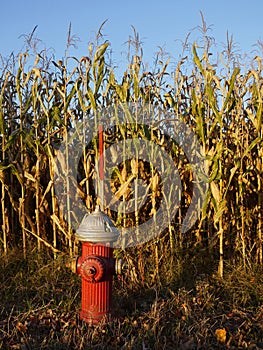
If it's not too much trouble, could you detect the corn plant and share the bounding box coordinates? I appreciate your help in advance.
[0,26,262,280]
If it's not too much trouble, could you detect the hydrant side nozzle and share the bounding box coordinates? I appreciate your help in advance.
[79,256,106,283]
[115,258,128,275]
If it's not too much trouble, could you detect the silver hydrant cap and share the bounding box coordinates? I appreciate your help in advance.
[75,206,119,243]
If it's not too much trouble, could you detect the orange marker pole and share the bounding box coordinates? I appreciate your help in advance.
[99,124,104,210]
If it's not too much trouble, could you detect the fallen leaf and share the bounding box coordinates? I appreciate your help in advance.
[215,328,227,343]
[16,322,27,333]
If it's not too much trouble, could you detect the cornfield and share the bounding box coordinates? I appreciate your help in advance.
[0,25,262,279]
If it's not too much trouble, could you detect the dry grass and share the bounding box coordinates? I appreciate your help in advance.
[0,248,262,349]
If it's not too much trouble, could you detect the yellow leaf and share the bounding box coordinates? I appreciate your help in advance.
[210,181,220,203]
[24,171,35,182]
[151,173,159,191]
[215,328,227,343]
[130,158,138,176]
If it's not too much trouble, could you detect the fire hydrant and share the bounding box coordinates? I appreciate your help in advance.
[73,205,120,325]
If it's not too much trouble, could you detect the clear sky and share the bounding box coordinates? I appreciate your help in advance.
[0,0,262,70]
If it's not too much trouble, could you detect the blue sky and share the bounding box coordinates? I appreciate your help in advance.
[1,0,262,70]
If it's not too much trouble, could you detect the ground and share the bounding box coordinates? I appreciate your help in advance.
[0,248,262,349]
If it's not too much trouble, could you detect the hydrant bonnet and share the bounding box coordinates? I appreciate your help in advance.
[75,205,119,243]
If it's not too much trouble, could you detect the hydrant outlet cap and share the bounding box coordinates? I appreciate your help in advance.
[75,206,119,243]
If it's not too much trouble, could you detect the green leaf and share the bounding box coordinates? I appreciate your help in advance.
[214,199,227,223]
[4,130,21,151]
[95,57,105,94]
[94,42,109,63]
[87,87,97,110]
[222,160,240,200]
[16,66,23,105]
[133,73,139,101]
[0,163,23,185]
[64,84,77,111]
[222,67,240,111]
[192,43,204,75]
[242,137,261,159]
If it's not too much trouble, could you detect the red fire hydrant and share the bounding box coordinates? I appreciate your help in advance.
[74,205,119,325]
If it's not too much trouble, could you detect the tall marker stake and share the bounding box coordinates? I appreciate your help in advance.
[99,124,104,210]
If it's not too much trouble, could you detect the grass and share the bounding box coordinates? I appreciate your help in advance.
[0,248,262,349]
